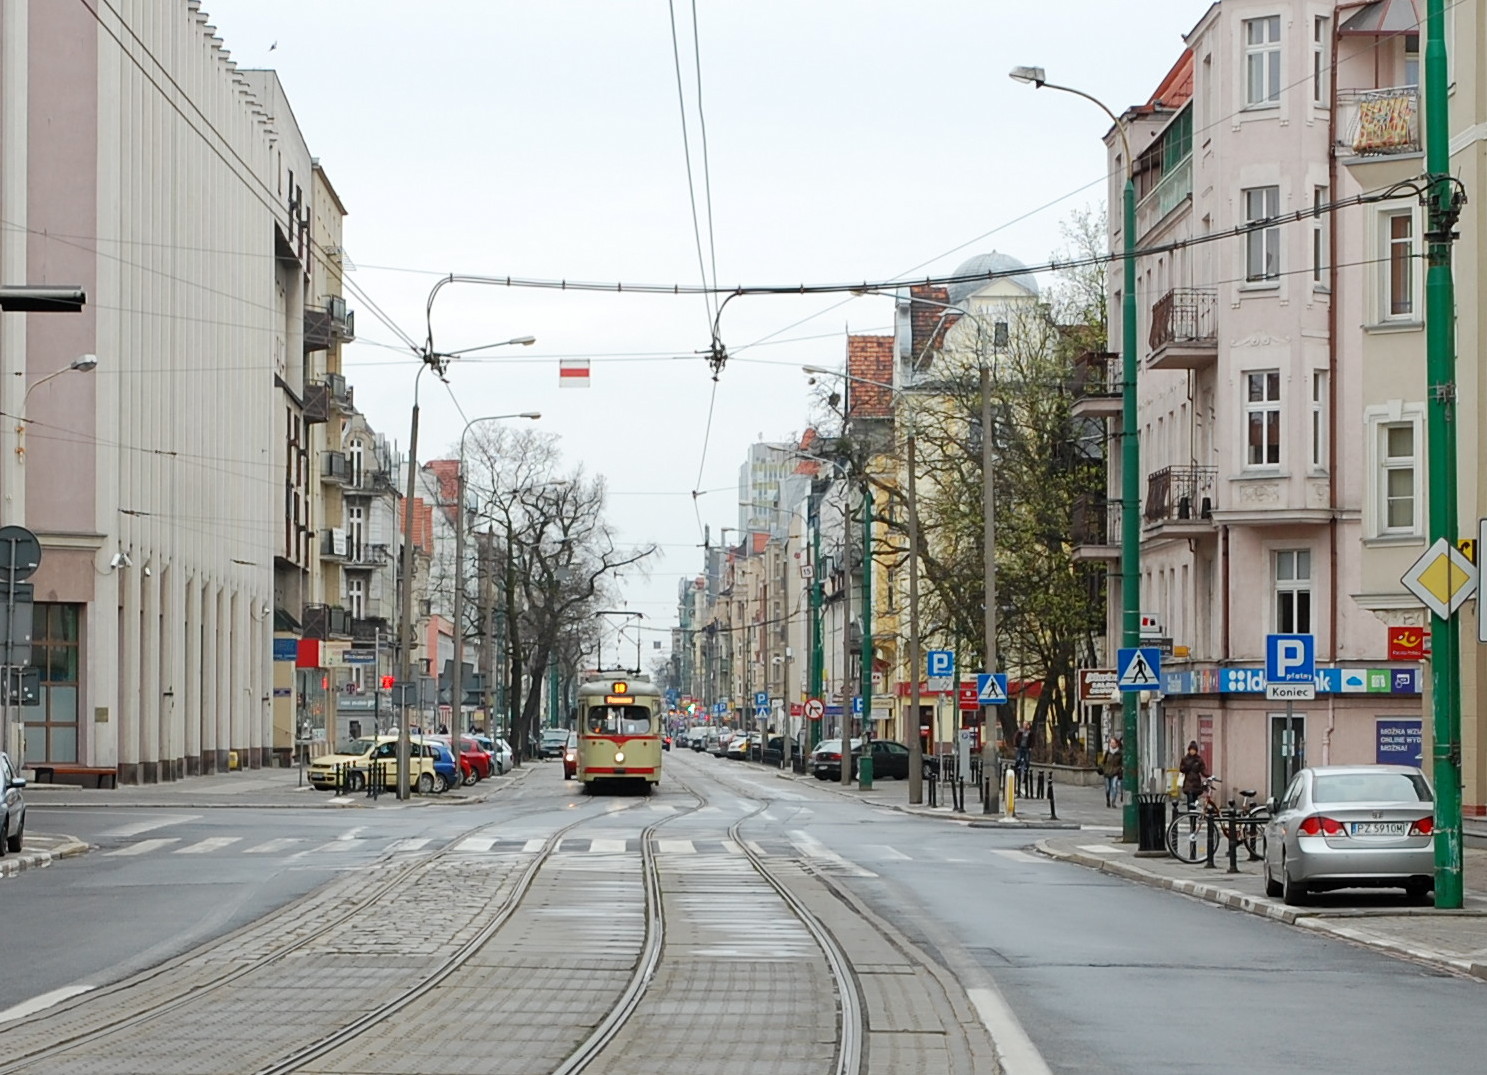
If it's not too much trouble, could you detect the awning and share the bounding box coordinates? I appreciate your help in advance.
[1340,0,1421,35]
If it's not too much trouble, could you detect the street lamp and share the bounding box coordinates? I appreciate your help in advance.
[452,412,541,754]
[1012,65,1141,842]
[16,354,99,459]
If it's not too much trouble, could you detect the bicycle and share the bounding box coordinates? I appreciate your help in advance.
[1165,778,1269,862]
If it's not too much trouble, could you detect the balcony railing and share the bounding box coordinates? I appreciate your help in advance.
[1145,466,1217,524]
[321,451,349,484]
[1336,86,1420,158]
[1071,494,1122,547]
[320,528,351,561]
[1071,351,1121,402]
[1149,288,1217,356]
[303,603,351,640]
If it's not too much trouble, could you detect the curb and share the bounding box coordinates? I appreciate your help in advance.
[0,836,89,878]
[1036,839,1487,982]
[767,767,1090,829]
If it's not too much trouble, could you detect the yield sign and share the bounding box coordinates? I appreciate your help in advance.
[1401,536,1477,620]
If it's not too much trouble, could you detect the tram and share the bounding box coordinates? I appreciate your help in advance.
[573,674,663,793]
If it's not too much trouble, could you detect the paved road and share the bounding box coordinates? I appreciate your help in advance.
[4,754,1484,1073]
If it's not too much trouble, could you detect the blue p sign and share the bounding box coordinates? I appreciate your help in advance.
[1266,634,1315,684]
[927,650,955,678]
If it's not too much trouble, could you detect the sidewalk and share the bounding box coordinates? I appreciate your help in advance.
[760,758,1487,981]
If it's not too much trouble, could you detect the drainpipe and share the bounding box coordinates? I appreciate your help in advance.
[1221,525,1231,660]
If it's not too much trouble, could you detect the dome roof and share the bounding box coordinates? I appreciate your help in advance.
[946,250,1039,307]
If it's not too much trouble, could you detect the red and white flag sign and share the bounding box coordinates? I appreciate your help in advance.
[559,359,590,387]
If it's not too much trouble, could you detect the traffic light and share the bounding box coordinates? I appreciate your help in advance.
[380,674,395,690]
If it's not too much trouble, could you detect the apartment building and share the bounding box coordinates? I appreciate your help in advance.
[1082,0,1424,800]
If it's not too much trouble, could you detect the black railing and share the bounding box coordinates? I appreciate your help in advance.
[1071,494,1122,546]
[1149,288,1217,352]
[1070,351,1121,402]
[1145,466,1217,523]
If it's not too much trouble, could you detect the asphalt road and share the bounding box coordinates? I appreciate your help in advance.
[5,755,1485,1074]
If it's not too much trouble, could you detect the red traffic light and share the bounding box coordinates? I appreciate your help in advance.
[380,675,395,690]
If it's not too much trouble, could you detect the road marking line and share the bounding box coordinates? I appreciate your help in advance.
[453,837,496,853]
[967,987,1053,1075]
[745,840,769,857]
[720,839,743,854]
[589,839,628,854]
[989,849,1045,864]
[787,831,876,877]
[244,838,303,854]
[106,838,179,857]
[0,985,95,1023]
[861,844,912,860]
[99,816,198,838]
[524,838,547,852]
[655,839,695,854]
[386,838,430,852]
[174,838,241,854]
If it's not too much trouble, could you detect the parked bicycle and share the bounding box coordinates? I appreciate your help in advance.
[1166,777,1270,862]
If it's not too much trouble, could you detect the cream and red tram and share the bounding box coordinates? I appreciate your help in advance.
[574,675,662,791]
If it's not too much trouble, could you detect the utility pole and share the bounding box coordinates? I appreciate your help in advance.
[859,486,873,762]
[1424,0,1465,909]
[907,432,923,804]
[981,358,998,799]
[809,499,824,749]
[839,476,854,785]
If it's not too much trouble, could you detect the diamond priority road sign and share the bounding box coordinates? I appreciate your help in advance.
[1401,536,1477,621]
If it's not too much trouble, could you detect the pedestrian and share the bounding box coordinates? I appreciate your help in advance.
[1179,740,1208,810]
[1101,737,1123,808]
[1013,722,1033,775]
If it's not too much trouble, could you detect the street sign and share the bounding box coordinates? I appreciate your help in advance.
[957,683,980,712]
[799,563,814,579]
[1266,682,1316,701]
[754,706,769,724]
[976,673,1008,705]
[804,698,824,721]
[926,675,953,693]
[1077,668,1119,702]
[1401,536,1477,620]
[754,691,768,708]
[0,526,41,580]
[926,650,955,679]
[1116,647,1161,691]
[390,681,418,706]
[1265,633,1315,684]
[342,649,377,665]
[851,696,864,715]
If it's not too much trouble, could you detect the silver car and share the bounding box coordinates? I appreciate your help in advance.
[1263,764,1435,906]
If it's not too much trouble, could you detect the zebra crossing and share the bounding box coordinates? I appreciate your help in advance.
[98,830,1062,872]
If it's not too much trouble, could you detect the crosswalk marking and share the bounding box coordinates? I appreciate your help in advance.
[588,839,627,854]
[386,838,431,853]
[107,838,179,857]
[245,838,303,854]
[787,831,876,877]
[655,839,695,854]
[453,837,497,853]
[720,839,743,855]
[524,838,547,853]
[175,837,241,854]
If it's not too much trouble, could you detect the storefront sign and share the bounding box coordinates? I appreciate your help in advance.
[1387,626,1428,661]
[1077,668,1118,701]
[1376,719,1423,766]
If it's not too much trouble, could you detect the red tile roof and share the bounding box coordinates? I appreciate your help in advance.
[846,335,894,419]
[909,285,957,367]
[794,428,821,476]
[424,459,460,524]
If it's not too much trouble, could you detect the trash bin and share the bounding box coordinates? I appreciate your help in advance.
[1137,793,1167,852]
[857,753,874,789]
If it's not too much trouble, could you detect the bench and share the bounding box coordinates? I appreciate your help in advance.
[31,765,119,789]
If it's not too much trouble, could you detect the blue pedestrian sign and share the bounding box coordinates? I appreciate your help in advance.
[976,673,1008,705]
[1265,633,1315,684]
[1116,647,1162,691]
[754,706,770,724]
[926,650,955,679]
[851,696,864,715]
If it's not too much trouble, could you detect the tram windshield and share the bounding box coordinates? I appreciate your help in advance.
[585,705,652,735]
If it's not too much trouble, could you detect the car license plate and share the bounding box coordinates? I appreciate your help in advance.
[1351,822,1407,836]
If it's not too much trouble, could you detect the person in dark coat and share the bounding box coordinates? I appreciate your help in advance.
[1101,737,1123,808]
[1179,740,1209,809]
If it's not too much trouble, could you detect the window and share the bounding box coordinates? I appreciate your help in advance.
[348,438,364,485]
[1380,421,1419,533]
[1245,16,1282,107]
[1313,17,1329,104]
[1245,186,1280,281]
[21,604,81,764]
[1310,371,1327,470]
[1383,211,1416,319]
[1274,549,1311,633]
[1245,371,1281,467]
[347,504,365,560]
[1404,34,1419,87]
[347,576,365,620]
[1312,186,1328,284]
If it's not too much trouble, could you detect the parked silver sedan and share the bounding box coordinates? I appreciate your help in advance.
[1263,764,1435,906]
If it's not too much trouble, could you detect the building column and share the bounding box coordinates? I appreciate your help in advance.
[140,562,161,783]
[163,564,186,781]
[184,575,201,776]
[118,560,142,784]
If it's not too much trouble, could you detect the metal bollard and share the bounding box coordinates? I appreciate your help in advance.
[1048,771,1057,820]
[1226,803,1240,874]
[1204,813,1220,869]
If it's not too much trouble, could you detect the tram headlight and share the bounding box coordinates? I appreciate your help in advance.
[614,751,626,763]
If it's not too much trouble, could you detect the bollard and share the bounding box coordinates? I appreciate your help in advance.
[1226,803,1240,874]
[1036,770,1045,800]
[1003,764,1016,816]
[1048,771,1057,820]
[928,772,938,808]
[1204,814,1220,870]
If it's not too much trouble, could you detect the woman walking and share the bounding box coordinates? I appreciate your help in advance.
[1101,737,1123,808]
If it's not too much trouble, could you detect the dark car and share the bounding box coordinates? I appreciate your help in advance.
[853,739,914,780]
[0,751,25,854]
[539,728,571,759]
[761,736,805,767]
[810,738,860,780]
[562,732,579,780]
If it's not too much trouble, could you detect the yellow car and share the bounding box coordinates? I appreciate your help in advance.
[308,735,440,793]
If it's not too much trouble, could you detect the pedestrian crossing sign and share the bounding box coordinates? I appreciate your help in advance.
[976,673,1008,704]
[1116,647,1162,691]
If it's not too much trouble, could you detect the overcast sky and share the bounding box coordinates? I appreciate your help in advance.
[203,0,1213,660]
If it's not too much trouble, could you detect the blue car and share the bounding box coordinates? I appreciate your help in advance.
[417,738,459,793]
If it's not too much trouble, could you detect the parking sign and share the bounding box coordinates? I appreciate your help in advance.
[1265,634,1315,684]
[926,650,955,679]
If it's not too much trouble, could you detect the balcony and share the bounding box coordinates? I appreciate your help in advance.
[320,451,350,485]
[1148,288,1217,370]
[1336,86,1420,160]
[1135,153,1192,238]
[1144,466,1217,534]
[327,296,356,342]
[344,543,391,569]
[320,528,351,562]
[302,603,351,641]
[350,467,395,495]
[324,372,354,413]
[1070,494,1121,563]
[1069,351,1122,420]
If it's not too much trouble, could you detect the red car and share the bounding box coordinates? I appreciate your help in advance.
[430,735,493,785]
[563,732,579,780]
